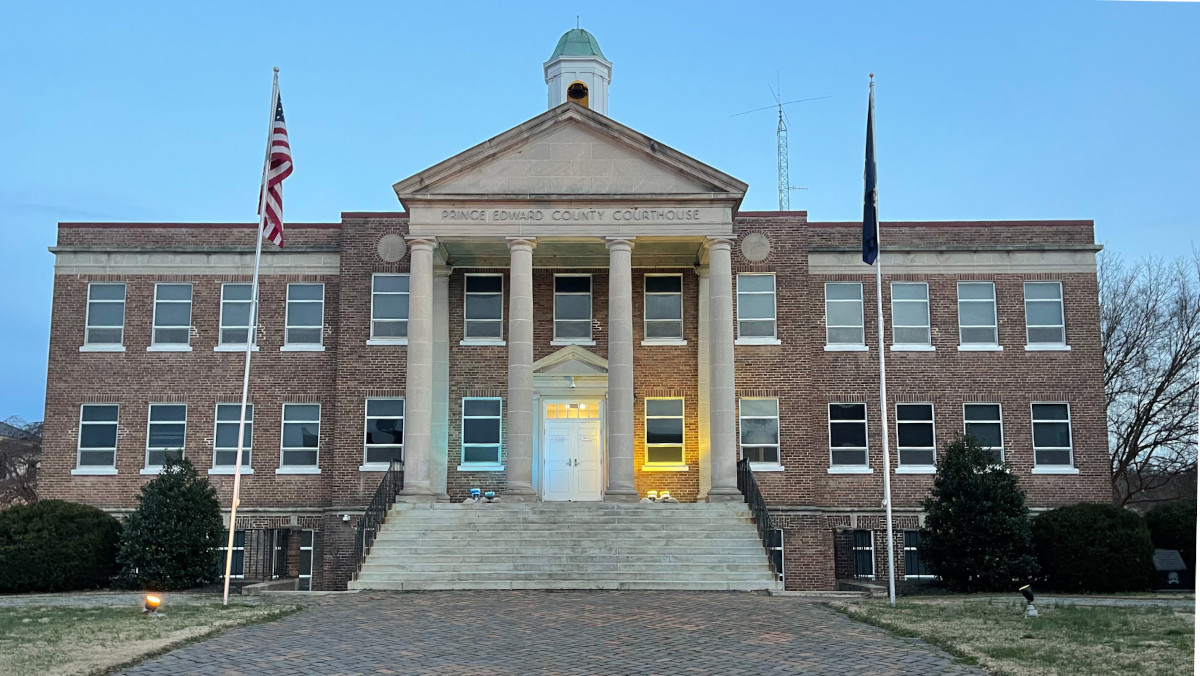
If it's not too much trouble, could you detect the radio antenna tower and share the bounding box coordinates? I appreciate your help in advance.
[732,78,829,210]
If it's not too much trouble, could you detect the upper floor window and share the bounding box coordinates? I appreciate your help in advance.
[1024,282,1066,347]
[825,283,865,347]
[285,283,324,347]
[957,282,998,347]
[891,282,930,347]
[963,403,1004,464]
[461,397,502,465]
[84,283,126,347]
[145,403,186,469]
[281,403,321,469]
[739,397,780,466]
[829,403,868,469]
[896,403,935,469]
[77,404,119,469]
[364,398,404,467]
[554,275,592,342]
[371,274,409,341]
[151,283,192,348]
[737,274,777,341]
[220,284,255,346]
[1032,403,1073,468]
[464,274,503,341]
[644,274,683,341]
[645,398,685,465]
[213,403,253,468]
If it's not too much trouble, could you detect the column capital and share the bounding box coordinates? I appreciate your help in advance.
[506,237,537,251]
[433,265,453,278]
[605,237,636,251]
[406,236,438,251]
[705,236,735,250]
[694,265,710,279]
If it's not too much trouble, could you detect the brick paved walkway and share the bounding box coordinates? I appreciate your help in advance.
[122,591,982,675]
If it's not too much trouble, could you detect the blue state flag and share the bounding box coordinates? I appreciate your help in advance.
[862,81,878,265]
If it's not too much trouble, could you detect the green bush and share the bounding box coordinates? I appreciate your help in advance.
[920,435,1039,592]
[1032,503,1155,592]
[116,457,224,591]
[1145,500,1196,572]
[0,500,122,593]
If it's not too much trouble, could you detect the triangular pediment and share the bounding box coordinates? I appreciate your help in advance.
[532,345,608,376]
[394,104,747,202]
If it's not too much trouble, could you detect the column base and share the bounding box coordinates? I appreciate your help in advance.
[603,489,639,503]
[706,487,743,503]
[434,492,451,503]
[505,486,538,502]
[396,485,436,503]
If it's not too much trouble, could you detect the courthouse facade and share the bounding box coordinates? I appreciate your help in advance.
[40,29,1110,590]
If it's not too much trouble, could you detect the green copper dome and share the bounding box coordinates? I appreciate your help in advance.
[549,28,606,60]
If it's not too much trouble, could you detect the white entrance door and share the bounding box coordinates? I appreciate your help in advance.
[542,403,604,501]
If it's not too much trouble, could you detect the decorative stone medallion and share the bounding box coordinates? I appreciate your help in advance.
[740,232,771,262]
[377,234,407,262]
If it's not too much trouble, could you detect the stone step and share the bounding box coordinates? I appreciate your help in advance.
[361,547,768,559]
[359,560,773,573]
[347,579,780,591]
[354,569,776,581]
[372,528,764,539]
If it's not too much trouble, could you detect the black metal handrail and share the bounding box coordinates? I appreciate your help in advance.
[354,459,404,576]
[736,458,784,582]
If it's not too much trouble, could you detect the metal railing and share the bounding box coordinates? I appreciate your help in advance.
[220,528,291,593]
[354,459,404,576]
[736,459,784,582]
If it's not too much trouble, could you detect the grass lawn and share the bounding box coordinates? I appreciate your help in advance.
[835,598,1194,676]
[0,602,300,676]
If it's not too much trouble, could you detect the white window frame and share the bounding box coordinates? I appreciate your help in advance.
[895,403,936,473]
[298,530,314,591]
[552,274,593,344]
[211,403,253,474]
[1024,281,1069,350]
[82,282,126,351]
[957,281,1001,350]
[219,530,246,579]
[149,282,193,351]
[739,397,782,470]
[460,397,503,469]
[283,283,325,350]
[851,529,876,580]
[643,273,685,345]
[963,402,1004,465]
[736,273,779,345]
[824,282,866,350]
[74,403,119,474]
[828,402,870,473]
[362,397,404,471]
[369,273,409,345]
[217,283,257,351]
[279,403,321,473]
[644,397,686,469]
[143,403,187,473]
[890,282,932,350]
[462,273,504,345]
[1031,402,1077,474]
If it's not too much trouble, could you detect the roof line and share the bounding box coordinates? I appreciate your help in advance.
[58,222,342,229]
[806,220,1094,228]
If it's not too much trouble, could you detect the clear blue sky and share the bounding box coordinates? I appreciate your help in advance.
[1,1,1196,422]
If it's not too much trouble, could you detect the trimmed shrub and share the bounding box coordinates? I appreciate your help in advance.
[1032,503,1155,592]
[0,499,122,593]
[1145,500,1196,572]
[920,435,1039,592]
[116,456,224,590]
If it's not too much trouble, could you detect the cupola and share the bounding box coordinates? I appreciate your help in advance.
[544,28,612,116]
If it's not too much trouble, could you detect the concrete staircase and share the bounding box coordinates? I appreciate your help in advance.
[349,501,781,591]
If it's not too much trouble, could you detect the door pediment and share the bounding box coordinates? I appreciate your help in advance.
[533,345,608,377]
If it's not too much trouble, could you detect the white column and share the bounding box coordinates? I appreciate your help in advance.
[604,237,639,502]
[706,238,741,502]
[505,238,537,501]
[696,266,712,499]
[398,237,436,501]
[430,265,451,502]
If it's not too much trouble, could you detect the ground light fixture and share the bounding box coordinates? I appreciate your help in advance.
[1018,585,1038,618]
[142,594,163,615]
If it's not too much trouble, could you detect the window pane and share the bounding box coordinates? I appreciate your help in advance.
[89,284,126,300]
[827,327,864,344]
[1033,422,1071,448]
[1036,449,1071,465]
[288,284,323,301]
[150,405,186,421]
[740,399,778,417]
[743,446,779,463]
[464,418,500,444]
[88,328,123,344]
[826,283,862,300]
[466,276,502,293]
[738,275,774,293]
[215,425,252,450]
[894,327,930,345]
[374,295,409,320]
[365,446,404,464]
[830,421,867,448]
[826,303,862,327]
[282,449,318,466]
[89,303,125,326]
[899,449,934,465]
[464,399,501,417]
[965,422,1002,448]
[79,450,115,466]
[646,418,683,444]
[739,320,775,337]
[1032,404,1069,420]
[958,283,994,300]
[1025,282,1062,300]
[738,294,774,320]
[149,423,185,448]
[217,404,254,422]
[964,404,999,421]
[285,404,320,421]
[893,303,928,327]
[80,425,117,449]
[1028,327,1065,344]
[221,328,250,344]
[1027,301,1063,326]
[223,284,253,301]
[463,446,499,463]
[82,405,119,422]
[365,419,403,445]
[646,399,683,417]
[645,321,683,339]
[896,404,932,421]
[288,303,323,326]
[831,449,866,466]
[465,295,502,319]
[898,423,934,448]
[464,321,502,338]
[555,276,590,293]
[283,422,320,448]
[829,403,865,421]
[740,418,779,445]
[892,283,927,301]
[961,327,997,344]
[645,295,682,320]
[647,446,682,464]
[154,328,189,344]
[555,295,590,320]
[373,321,407,338]
[287,328,322,344]
[221,303,251,327]
[645,276,681,293]
[555,321,590,339]
[156,284,192,301]
[959,303,996,326]
[374,275,409,292]
[367,399,404,417]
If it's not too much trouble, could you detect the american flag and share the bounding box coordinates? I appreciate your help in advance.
[258,87,293,247]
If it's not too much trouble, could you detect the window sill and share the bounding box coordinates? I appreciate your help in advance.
[958,344,1003,352]
[457,463,505,472]
[280,345,325,352]
[140,467,165,475]
[890,344,935,352]
[551,340,596,346]
[359,463,397,472]
[71,467,118,476]
[824,344,868,352]
[275,467,321,475]
[1031,466,1080,475]
[208,467,254,475]
[1025,344,1071,352]
[895,466,936,474]
[147,345,192,352]
[735,338,781,346]
[642,464,690,472]
[214,344,259,352]
[366,339,408,346]
[827,466,873,474]
[79,345,125,353]
[642,339,688,346]
[459,340,506,347]
[748,463,785,472]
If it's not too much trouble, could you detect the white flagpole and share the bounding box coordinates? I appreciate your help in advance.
[222,67,279,606]
[870,75,898,607]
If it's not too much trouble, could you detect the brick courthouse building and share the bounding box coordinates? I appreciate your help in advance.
[39,29,1109,591]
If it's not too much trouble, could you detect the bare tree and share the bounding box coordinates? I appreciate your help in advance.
[0,416,42,507]
[1101,252,1200,506]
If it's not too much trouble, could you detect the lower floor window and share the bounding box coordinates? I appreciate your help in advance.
[299,530,314,591]
[904,530,934,578]
[462,398,502,464]
[219,530,246,578]
[645,398,685,465]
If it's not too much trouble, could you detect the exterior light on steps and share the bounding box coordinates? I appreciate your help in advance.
[646,491,658,501]
[1019,585,1038,618]
[659,491,671,500]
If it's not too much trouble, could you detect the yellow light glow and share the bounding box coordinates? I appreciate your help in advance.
[144,594,162,609]
[659,491,671,499]
[646,491,658,499]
